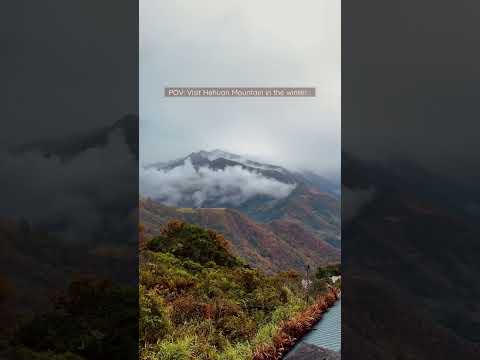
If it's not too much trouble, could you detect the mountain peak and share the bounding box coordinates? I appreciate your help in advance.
[142,150,341,209]
[189,149,246,162]
[12,115,138,159]
[183,149,290,175]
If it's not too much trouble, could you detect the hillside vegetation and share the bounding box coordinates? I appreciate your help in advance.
[140,220,339,360]
[140,199,340,273]
[6,220,339,359]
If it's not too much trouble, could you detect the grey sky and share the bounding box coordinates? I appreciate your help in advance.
[0,1,137,148]
[343,0,480,187]
[140,0,340,176]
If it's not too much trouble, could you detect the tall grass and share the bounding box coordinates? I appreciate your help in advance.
[253,288,340,360]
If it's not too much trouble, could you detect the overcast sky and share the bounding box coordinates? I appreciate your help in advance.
[140,0,340,176]
[1,1,137,148]
[342,0,480,188]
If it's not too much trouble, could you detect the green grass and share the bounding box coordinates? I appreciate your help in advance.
[139,221,328,360]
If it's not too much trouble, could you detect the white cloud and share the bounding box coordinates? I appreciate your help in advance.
[140,159,296,207]
[140,0,340,175]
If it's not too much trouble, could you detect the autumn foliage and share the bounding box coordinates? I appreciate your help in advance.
[139,220,340,359]
[253,288,340,360]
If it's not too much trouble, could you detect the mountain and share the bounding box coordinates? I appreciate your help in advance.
[1,117,140,356]
[342,153,480,358]
[11,114,138,160]
[147,149,338,195]
[140,150,341,272]
[140,199,339,273]
[0,217,137,341]
[142,149,340,244]
[3,115,138,245]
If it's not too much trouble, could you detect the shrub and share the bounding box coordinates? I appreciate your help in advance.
[315,263,341,279]
[219,343,252,360]
[147,221,242,267]
[139,221,335,360]
[170,295,206,324]
[216,312,256,341]
[140,286,171,345]
[14,279,138,360]
[155,337,195,360]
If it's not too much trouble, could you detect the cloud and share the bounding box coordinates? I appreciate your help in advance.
[140,159,296,207]
[0,129,137,243]
[140,0,340,176]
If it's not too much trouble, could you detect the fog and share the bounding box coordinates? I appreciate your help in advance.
[0,130,137,243]
[140,0,340,177]
[140,159,296,207]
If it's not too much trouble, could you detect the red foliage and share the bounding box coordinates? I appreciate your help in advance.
[161,220,185,237]
[170,295,205,324]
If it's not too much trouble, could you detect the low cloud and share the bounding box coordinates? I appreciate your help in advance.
[140,159,296,207]
[0,129,137,243]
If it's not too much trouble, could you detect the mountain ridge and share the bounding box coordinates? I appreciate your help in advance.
[140,198,339,273]
[140,150,341,272]
[11,114,139,160]
[141,149,340,222]
[146,149,338,192]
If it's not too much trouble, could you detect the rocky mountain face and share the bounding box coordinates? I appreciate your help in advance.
[140,150,340,272]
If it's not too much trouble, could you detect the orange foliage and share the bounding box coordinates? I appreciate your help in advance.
[170,296,244,324]
[211,231,231,252]
[155,276,196,294]
[161,220,185,236]
[170,295,205,324]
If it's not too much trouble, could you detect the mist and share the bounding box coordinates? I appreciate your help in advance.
[140,159,296,207]
[0,129,137,243]
[140,0,340,176]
